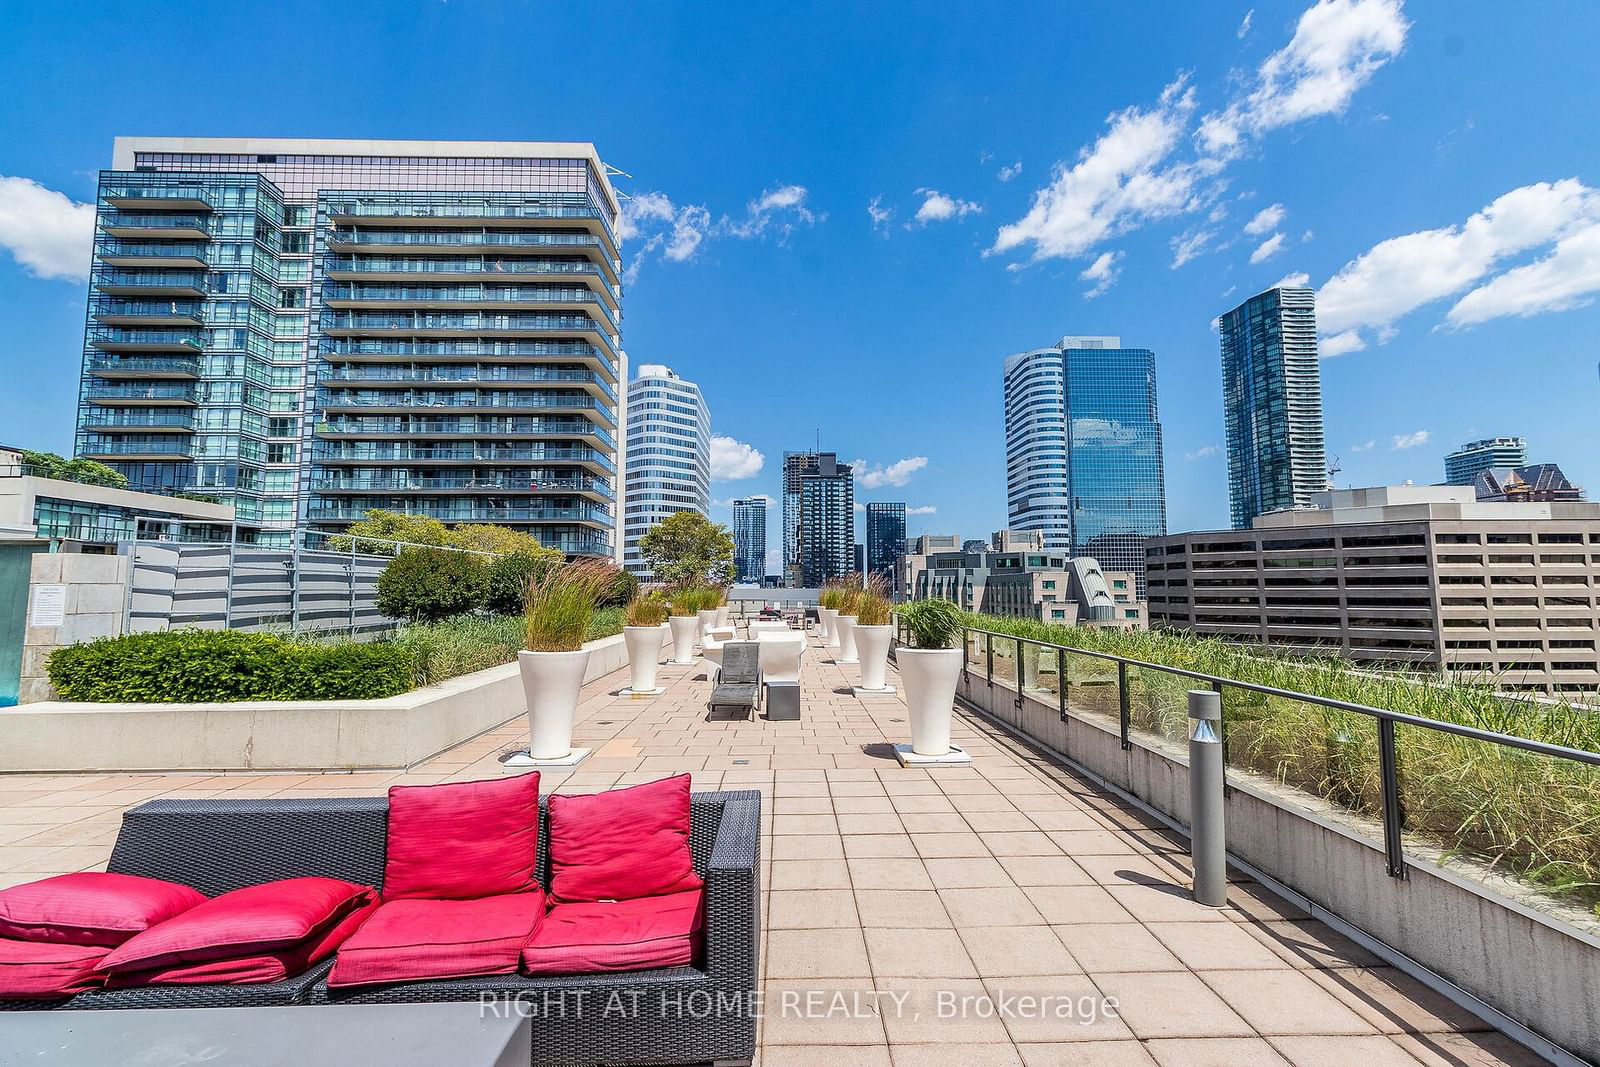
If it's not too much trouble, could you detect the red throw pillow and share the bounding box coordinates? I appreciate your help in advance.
[107,896,378,988]
[327,891,546,988]
[546,774,701,904]
[99,877,376,976]
[0,938,109,998]
[383,773,540,901]
[0,872,206,947]
[522,889,703,976]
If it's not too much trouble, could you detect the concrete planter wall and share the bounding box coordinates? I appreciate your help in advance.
[958,666,1600,1062]
[0,629,664,775]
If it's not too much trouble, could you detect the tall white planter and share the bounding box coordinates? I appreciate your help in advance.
[517,648,590,760]
[715,604,730,628]
[667,615,700,665]
[897,647,963,755]
[696,609,717,645]
[622,625,666,695]
[835,614,859,664]
[854,624,894,692]
[819,607,837,642]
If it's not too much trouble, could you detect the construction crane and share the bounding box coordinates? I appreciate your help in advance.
[1327,455,1342,489]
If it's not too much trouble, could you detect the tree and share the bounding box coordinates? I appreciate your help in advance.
[21,450,128,489]
[331,509,450,554]
[448,524,563,560]
[484,552,559,615]
[375,547,488,622]
[638,512,736,587]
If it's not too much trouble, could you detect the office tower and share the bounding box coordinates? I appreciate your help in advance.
[783,451,853,586]
[1004,336,1167,594]
[1219,287,1327,529]
[621,364,710,576]
[74,138,623,554]
[864,502,906,582]
[731,496,768,583]
[1445,437,1527,486]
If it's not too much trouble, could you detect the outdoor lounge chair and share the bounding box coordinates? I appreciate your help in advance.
[0,790,762,1067]
[700,626,738,670]
[756,631,804,687]
[746,620,789,638]
[706,642,760,720]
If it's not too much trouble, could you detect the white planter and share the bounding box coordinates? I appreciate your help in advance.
[622,625,666,694]
[715,605,730,627]
[667,615,700,664]
[835,614,859,664]
[696,609,717,645]
[854,624,894,691]
[821,607,838,646]
[517,648,591,760]
[897,647,963,755]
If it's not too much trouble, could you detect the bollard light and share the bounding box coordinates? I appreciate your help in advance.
[1187,688,1227,907]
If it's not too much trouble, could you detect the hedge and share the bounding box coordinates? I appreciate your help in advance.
[47,631,415,703]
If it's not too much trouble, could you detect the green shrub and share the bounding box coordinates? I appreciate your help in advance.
[484,552,557,615]
[376,547,488,622]
[899,599,964,648]
[47,631,413,703]
[603,569,639,609]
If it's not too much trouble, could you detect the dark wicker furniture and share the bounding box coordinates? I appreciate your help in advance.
[4,789,761,1067]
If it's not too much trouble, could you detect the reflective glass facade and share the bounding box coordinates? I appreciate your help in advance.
[864,502,906,582]
[1444,437,1527,486]
[1005,337,1167,595]
[74,140,622,554]
[622,365,710,575]
[1220,287,1326,530]
[784,452,854,586]
[732,497,768,582]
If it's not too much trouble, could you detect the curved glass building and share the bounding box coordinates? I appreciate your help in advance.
[622,364,710,576]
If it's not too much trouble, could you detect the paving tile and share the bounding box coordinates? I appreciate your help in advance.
[879,978,1013,1045]
[1105,882,1231,924]
[771,858,852,890]
[959,924,1082,977]
[1017,1042,1158,1066]
[1267,1034,1429,1067]
[854,890,952,929]
[1023,885,1136,925]
[1387,1031,1553,1067]
[889,1042,1022,1066]
[765,928,872,979]
[843,834,919,859]
[923,856,1013,889]
[761,979,887,1045]
[848,858,935,891]
[940,887,1047,928]
[765,1045,892,1067]
[839,813,906,835]
[864,927,977,978]
[1198,968,1376,1036]
[769,834,846,861]
[980,975,1134,1043]
[1148,922,1293,971]
[996,855,1095,887]
[1143,1038,1290,1066]
[982,831,1063,856]
[1051,923,1184,973]
[911,832,990,859]
[1305,967,1492,1035]
[1089,971,1255,1040]
[768,888,859,930]
[772,813,840,836]
[1242,920,1385,969]
[896,813,969,834]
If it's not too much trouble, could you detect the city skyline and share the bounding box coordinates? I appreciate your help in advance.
[2,1,1599,546]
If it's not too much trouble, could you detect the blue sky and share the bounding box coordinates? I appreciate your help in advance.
[2,0,1598,555]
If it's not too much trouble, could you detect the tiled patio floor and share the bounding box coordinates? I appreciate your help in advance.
[0,628,1549,1066]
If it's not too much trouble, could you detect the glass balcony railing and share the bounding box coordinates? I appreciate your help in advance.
[79,438,194,458]
[88,328,205,352]
[95,271,207,293]
[84,383,199,404]
[318,311,615,344]
[325,199,604,225]
[86,354,203,378]
[311,443,616,472]
[321,284,617,327]
[80,410,197,431]
[326,229,608,253]
[318,338,608,361]
[318,416,613,447]
[324,255,610,279]
[310,473,614,498]
[102,182,216,210]
[315,390,612,415]
[100,212,213,236]
[94,300,206,323]
[96,241,210,266]
[307,502,612,525]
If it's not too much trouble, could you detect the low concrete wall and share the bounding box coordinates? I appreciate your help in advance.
[0,629,663,774]
[958,667,1600,1064]
[20,551,130,704]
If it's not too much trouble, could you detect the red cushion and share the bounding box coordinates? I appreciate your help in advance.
[384,773,540,901]
[521,889,703,976]
[0,938,108,998]
[99,877,376,976]
[0,872,206,947]
[327,891,546,988]
[546,774,702,903]
[106,896,378,988]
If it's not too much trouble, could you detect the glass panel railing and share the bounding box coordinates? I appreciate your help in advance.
[86,355,203,376]
[80,411,196,430]
[318,312,613,340]
[311,444,615,471]
[102,182,217,208]
[327,230,605,251]
[84,383,198,403]
[325,255,609,279]
[306,504,610,524]
[1123,663,1191,745]
[100,212,212,234]
[95,271,207,290]
[310,474,613,497]
[317,416,613,447]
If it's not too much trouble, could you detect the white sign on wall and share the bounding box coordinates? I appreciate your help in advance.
[29,585,67,628]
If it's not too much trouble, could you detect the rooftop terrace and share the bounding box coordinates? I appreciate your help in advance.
[0,629,1555,1065]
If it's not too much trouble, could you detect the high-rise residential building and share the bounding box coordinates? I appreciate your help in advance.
[864,502,906,583]
[731,496,767,583]
[1004,336,1166,594]
[1146,485,1600,696]
[1219,287,1327,530]
[621,364,710,576]
[1445,437,1527,486]
[782,451,853,586]
[73,138,624,554]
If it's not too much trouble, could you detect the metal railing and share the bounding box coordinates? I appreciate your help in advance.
[955,622,1600,882]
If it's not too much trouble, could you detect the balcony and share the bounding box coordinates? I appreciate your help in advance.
[86,353,202,379]
[79,410,196,432]
[94,270,207,298]
[317,311,618,361]
[78,437,194,460]
[321,283,618,328]
[304,503,612,528]
[324,198,617,258]
[99,212,212,240]
[311,442,615,476]
[88,328,205,354]
[323,254,619,301]
[317,364,617,403]
[323,230,618,283]
[316,414,614,450]
[83,382,199,406]
[314,389,615,424]
[103,183,215,212]
[97,242,209,270]
[309,472,614,501]
[317,338,616,382]
[92,300,205,328]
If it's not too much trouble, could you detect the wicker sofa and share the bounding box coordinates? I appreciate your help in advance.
[2,789,761,1067]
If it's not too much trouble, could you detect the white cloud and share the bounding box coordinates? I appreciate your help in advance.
[867,196,893,235]
[1071,418,1141,445]
[1170,227,1216,268]
[1274,271,1311,288]
[1391,430,1430,450]
[619,183,819,280]
[1185,445,1221,461]
[914,189,983,225]
[0,176,94,281]
[1249,232,1287,263]
[853,456,928,488]
[764,548,782,573]
[1199,0,1410,156]
[709,435,765,480]
[1244,203,1286,235]
[1317,178,1600,347]
[998,161,1023,182]
[1237,8,1255,37]
[1320,329,1366,357]
[724,184,819,240]
[906,505,938,515]
[1080,251,1123,298]
[1446,220,1600,327]
[1351,439,1378,452]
